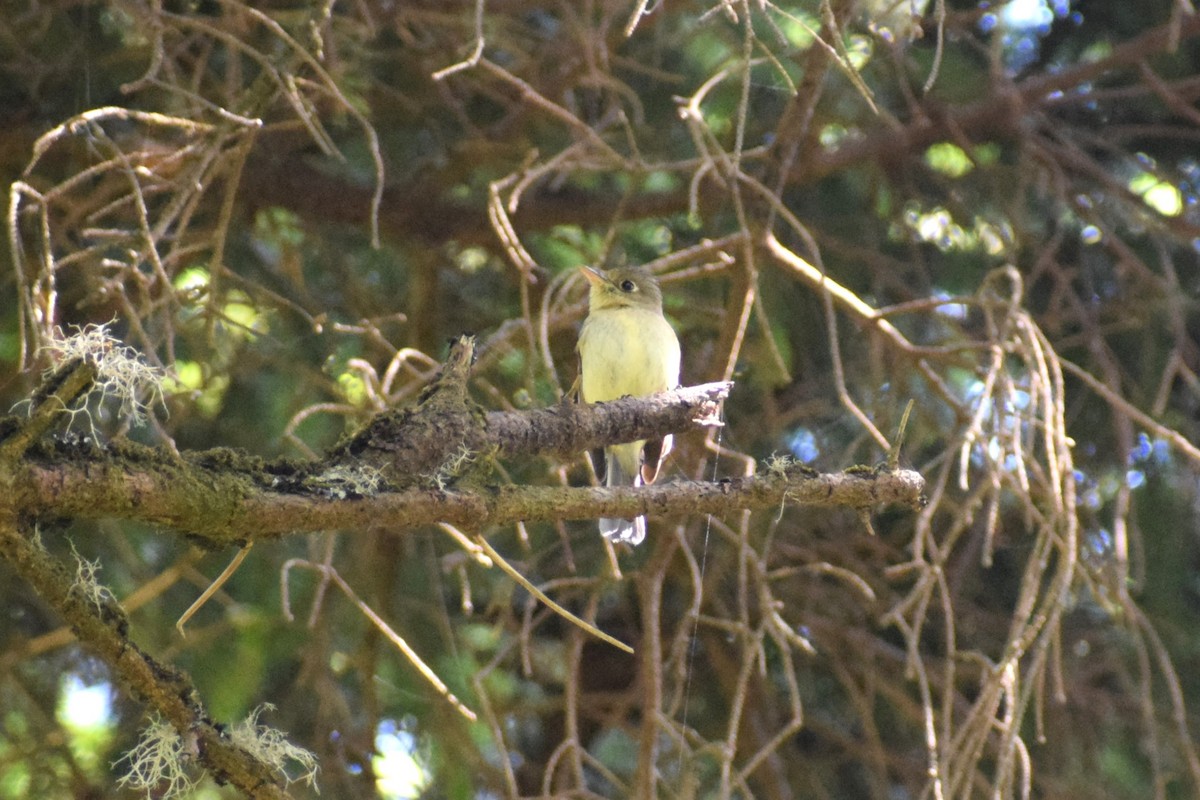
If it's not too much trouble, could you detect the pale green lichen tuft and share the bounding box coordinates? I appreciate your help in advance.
[115,708,318,799]
[230,704,320,790]
[113,717,197,799]
[429,444,477,490]
[36,323,166,433]
[306,463,386,499]
[70,541,118,614]
[764,453,797,476]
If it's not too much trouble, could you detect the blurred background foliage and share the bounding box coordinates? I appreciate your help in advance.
[3,0,1200,798]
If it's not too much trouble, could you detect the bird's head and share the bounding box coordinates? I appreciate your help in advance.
[581,266,664,312]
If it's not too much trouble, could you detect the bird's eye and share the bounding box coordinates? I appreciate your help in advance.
[620,279,636,292]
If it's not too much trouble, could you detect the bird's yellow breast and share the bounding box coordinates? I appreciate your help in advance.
[578,306,681,403]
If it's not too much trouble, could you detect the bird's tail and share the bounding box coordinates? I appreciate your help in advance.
[600,447,646,546]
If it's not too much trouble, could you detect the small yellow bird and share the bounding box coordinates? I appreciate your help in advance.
[577,265,681,545]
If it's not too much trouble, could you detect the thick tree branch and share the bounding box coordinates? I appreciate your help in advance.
[11,455,922,547]
[484,382,730,461]
[0,515,293,799]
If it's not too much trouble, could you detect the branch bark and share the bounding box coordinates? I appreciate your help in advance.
[12,456,922,542]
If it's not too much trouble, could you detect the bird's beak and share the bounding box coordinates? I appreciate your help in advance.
[580,266,607,286]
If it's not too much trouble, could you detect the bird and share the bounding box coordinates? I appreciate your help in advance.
[577,265,681,545]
